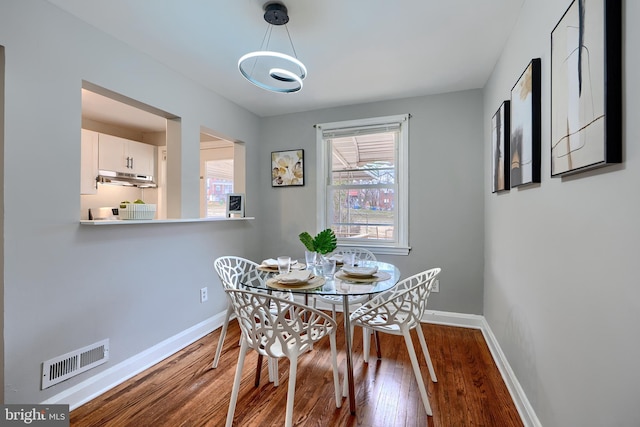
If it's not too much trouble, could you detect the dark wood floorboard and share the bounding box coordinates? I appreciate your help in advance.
[70,315,523,427]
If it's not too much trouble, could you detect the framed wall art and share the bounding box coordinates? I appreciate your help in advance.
[550,0,622,176]
[510,58,541,187]
[492,100,511,193]
[271,149,304,187]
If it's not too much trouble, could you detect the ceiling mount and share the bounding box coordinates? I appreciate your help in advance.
[263,2,289,26]
[237,1,307,93]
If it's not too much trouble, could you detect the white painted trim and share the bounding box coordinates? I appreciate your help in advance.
[478,317,542,427]
[41,311,227,411]
[422,310,541,427]
[314,114,410,251]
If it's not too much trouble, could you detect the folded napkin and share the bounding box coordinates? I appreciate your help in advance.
[278,270,312,284]
[342,266,378,276]
[263,258,298,267]
[262,258,279,267]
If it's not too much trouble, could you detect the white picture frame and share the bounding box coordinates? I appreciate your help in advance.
[226,193,245,218]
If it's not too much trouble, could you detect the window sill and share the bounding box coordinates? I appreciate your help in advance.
[80,217,255,226]
[338,244,410,256]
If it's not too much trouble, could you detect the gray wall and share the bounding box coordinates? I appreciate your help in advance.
[1,1,262,404]
[483,1,640,426]
[258,90,485,314]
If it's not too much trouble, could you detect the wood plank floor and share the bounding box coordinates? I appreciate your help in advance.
[70,316,523,426]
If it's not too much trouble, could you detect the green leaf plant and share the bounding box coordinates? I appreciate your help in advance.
[298,228,337,255]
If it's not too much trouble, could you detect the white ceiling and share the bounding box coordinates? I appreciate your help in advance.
[52,0,524,120]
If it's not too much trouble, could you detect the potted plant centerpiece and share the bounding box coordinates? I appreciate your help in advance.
[299,228,337,265]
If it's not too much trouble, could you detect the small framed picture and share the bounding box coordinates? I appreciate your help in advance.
[510,58,541,187]
[226,193,245,218]
[492,100,510,193]
[272,149,304,187]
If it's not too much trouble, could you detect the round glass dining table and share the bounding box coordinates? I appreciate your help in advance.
[241,260,401,415]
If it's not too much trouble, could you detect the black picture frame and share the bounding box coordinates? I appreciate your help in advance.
[492,100,511,193]
[510,58,541,187]
[550,0,622,177]
[271,149,304,187]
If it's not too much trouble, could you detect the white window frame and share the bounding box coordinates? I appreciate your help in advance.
[316,114,410,255]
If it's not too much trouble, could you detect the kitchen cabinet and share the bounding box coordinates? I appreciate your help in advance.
[81,129,99,194]
[98,133,155,176]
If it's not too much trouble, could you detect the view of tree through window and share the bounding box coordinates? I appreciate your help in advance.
[318,114,408,253]
[204,158,233,217]
[329,131,397,242]
[200,135,235,218]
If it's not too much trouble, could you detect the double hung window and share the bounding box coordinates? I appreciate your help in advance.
[316,114,409,255]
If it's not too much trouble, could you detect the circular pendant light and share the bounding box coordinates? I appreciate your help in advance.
[238,2,307,93]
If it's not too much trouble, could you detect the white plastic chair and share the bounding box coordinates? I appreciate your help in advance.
[212,256,293,381]
[224,289,342,427]
[314,248,379,361]
[349,267,441,416]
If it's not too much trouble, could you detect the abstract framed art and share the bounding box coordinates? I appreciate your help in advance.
[510,58,541,187]
[492,100,510,193]
[550,0,622,176]
[271,149,304,187]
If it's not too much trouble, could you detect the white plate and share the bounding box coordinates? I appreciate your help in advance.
[341,266,378,277]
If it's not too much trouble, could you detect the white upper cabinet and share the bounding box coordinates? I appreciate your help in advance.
[127,140,155,176]
[98,133,155,176]
[80,129,99,194]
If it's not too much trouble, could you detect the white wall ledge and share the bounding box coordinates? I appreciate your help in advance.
[80,217,255,225]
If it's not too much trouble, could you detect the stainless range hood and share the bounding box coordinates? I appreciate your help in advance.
[97,170,157,188]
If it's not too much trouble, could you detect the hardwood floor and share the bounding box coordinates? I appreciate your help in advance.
[70,316,523,426]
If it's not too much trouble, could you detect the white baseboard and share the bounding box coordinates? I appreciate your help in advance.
[422,310,541,427]
[42,311,227,411]
[43,306,539,427]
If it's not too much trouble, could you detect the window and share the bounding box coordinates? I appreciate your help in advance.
[200,135,235,218]
[316,114,410,255]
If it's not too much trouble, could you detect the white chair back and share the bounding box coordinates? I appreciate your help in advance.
[225,289,335,358]
[351,267,441,330]
[334,247,377,262]
[214,256,262,290]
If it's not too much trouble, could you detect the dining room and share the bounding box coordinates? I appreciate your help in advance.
[2,1,640,427]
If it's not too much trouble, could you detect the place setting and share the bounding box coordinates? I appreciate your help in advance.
[266,269,325,290]
[334,264,392,283]
[257,256,306,272]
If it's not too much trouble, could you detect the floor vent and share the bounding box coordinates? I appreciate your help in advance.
[41,339,109,389]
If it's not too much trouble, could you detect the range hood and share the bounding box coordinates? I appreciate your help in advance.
[97,170,157,188]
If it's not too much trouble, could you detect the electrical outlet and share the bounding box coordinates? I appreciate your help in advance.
[431,279,440,293]
[200,287,208,303]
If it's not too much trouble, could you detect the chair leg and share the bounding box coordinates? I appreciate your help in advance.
[255,354,263,387]
[363,327,371,363]
[329,332,342,408]
[331,303,337,320]
[415,323,437,383]
[402,328,433,416]
[213,304,234,368]
[284,352,299,427]
[269,357,279,387]
[374,331,382,359]
[225,340,248,427]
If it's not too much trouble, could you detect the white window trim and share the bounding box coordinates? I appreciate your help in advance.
[315,114,410,256]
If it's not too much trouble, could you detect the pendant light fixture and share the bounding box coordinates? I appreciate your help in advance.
[238,2,307,93]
